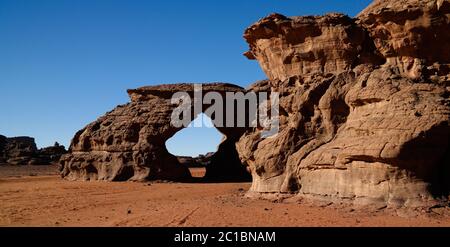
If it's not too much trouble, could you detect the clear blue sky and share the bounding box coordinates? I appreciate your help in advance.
[0,0,372,156]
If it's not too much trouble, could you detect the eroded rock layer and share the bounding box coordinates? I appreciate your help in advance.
[243,13,383,81]
[238,0,450,208]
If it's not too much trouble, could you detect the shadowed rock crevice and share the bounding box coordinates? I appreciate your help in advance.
[395,122,450,199]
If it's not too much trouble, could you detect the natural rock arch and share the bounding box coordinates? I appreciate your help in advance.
[60,83,251,182]
[61,0,450,209]
[165,113,221,158]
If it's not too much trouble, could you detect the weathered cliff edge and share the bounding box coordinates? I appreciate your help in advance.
[238,0,450,208]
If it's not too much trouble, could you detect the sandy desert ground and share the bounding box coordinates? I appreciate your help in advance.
[1,165,450,227]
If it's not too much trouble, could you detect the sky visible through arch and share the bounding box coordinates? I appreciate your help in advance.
[0,0,372,156]
[166,113,221,157]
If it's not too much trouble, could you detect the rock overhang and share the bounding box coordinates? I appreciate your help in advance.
[243,12,372,81]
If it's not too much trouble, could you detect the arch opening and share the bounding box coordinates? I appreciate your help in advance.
[166,113,223,179]
[165,113,251,182]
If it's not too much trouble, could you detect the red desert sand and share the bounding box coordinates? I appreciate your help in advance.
[1,166,449,227]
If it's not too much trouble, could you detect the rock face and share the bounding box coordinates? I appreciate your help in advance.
[238,0,450,208]
[0,136,67,165]
[60,83,251,182]
[358,0,450,80]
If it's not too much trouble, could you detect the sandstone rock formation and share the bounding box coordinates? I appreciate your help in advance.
[60,83,251,182]
[0,136,67,165]
[238,0,450,208]
[60,0,449,208]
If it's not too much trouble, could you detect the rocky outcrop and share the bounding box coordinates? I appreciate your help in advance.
[238,0,450,208]
[60,83,251,182]
[177,152,214,168]
[0,136,67,165]
[1,136,38,165]
[33,142,67,165]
